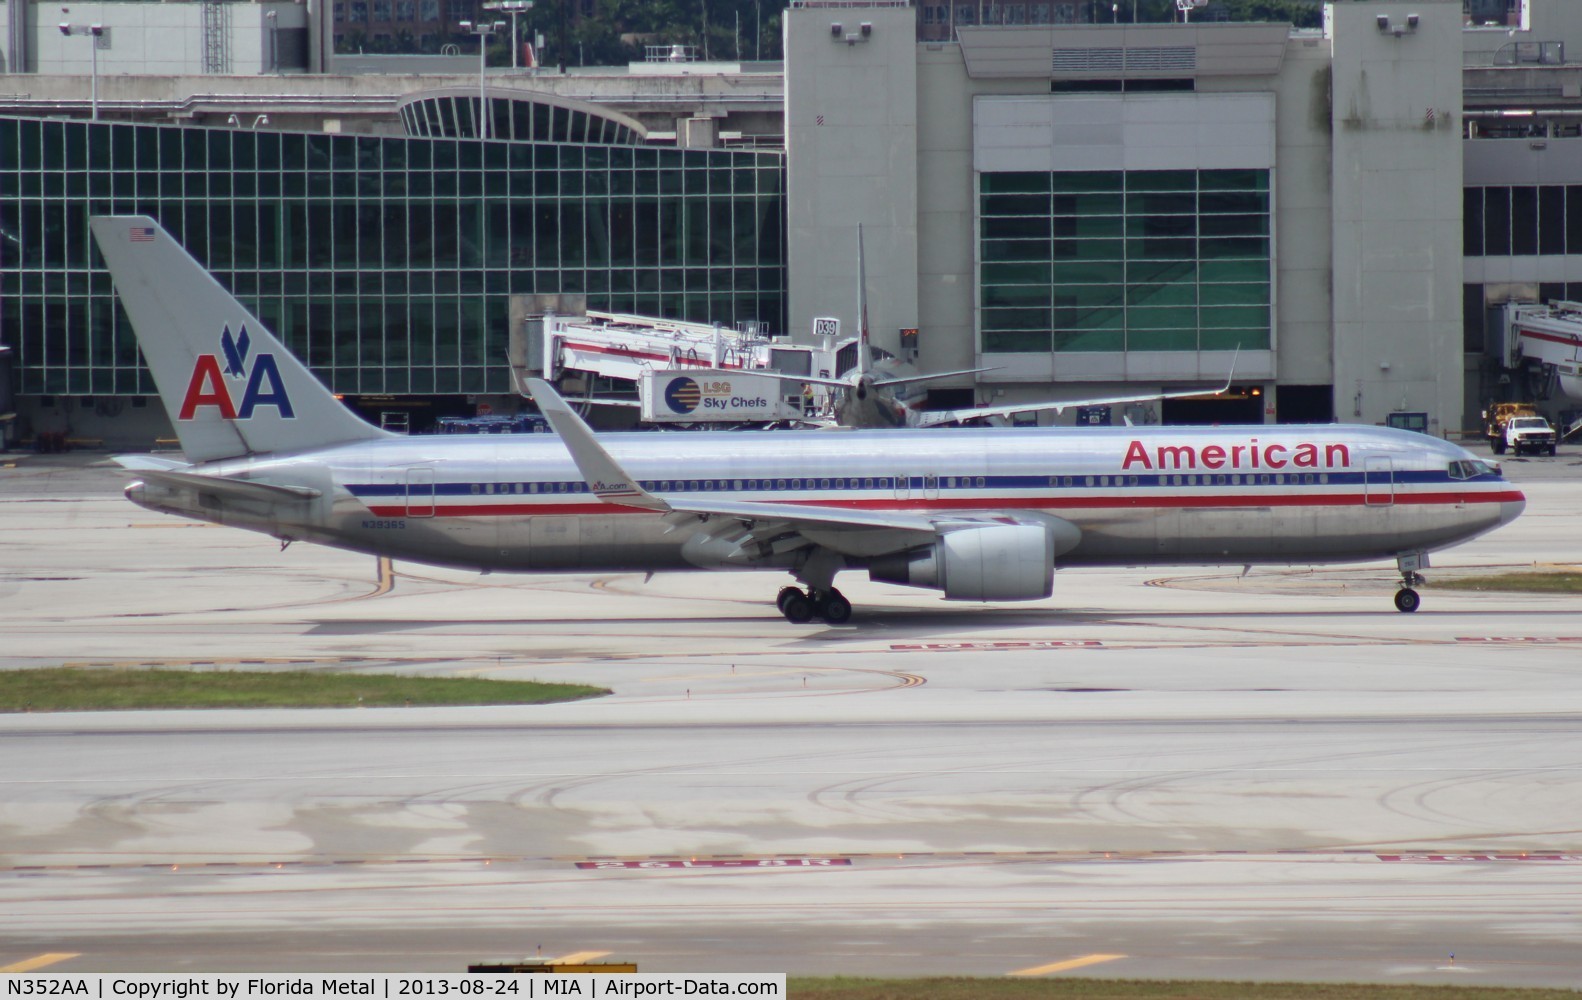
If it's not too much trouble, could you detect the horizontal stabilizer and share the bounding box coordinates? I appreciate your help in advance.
[139,468,323,502]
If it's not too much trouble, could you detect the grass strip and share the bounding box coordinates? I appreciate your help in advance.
[0,667,607,712]
[787,978,1582,1000]
[1432,571,1582,594]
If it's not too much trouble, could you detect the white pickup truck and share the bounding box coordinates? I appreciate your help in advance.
[1500,415,1558,456]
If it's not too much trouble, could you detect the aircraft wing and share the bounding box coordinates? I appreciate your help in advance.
[910,359,1239,428]
[527,377,941,538]
[870,366,998,389]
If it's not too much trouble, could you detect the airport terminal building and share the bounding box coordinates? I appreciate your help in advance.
[4,0,1582,442]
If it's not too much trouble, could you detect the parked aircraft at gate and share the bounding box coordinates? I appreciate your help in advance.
[92,216,1524,623]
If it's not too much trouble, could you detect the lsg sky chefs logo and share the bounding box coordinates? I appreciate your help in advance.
[663,375,703,414]
[179,325,295,420]
[662,375,771,416]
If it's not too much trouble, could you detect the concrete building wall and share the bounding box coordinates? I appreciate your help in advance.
[1271,34,1335,390]
[1328,0,1464,433]
[915,43,982,383]
[784,3,919,356]
[15,1,307,76]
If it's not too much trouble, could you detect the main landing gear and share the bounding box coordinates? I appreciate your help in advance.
[776,585,852,624]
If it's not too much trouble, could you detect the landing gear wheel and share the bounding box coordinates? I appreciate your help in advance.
[1394,587,1421,613]
[780,589,814,624]
[814,588,852,624]
[776,586,803,615]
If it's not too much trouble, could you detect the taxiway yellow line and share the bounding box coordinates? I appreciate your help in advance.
[2,953,81,973]
[373,556,395,597]
[1007,953,1125,977]
[545,951,611,965]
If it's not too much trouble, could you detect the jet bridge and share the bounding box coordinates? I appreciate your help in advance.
[1499,300,1582,438]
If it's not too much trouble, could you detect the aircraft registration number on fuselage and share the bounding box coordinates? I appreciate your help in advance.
[361,519,407,530]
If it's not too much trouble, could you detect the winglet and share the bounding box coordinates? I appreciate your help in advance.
[525,378,670,512]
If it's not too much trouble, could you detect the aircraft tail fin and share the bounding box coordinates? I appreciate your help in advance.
[856,224,871,380]
[90,215,390,464]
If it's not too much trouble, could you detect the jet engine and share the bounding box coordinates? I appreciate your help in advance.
[867,523,1057,601]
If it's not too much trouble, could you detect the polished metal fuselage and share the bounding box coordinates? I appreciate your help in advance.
[127,424,1524,579]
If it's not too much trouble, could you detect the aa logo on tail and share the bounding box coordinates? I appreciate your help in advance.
[179,325,295,420]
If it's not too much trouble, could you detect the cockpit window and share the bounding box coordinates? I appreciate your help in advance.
[1448,459,1499,480]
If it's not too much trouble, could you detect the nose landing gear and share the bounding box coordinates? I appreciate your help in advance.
[1394,551,1427,613]
[1394,578,1422,613]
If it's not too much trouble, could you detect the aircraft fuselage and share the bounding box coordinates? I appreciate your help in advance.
[128,423,1522,576]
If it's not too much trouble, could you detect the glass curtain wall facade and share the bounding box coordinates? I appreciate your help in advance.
[400,95,644,145]
[0,116,786,396]
[1462,184,1582,258]
[979,168,1272,355]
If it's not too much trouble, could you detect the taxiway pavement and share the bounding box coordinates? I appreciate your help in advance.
[1,452,1580,985]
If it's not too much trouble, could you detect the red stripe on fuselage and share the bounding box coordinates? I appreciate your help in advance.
[363,489,1523,519]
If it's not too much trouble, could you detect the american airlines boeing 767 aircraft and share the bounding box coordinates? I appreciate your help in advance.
[91,216,1524,623]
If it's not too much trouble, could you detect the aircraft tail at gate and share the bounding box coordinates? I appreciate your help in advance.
[90,215,390,464]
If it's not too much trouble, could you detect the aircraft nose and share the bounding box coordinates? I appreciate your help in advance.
[1500,492,1526,526]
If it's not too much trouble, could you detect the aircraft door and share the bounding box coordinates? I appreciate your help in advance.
[893,472,911,501]
[923,474,939,501]
[1364,456,1394,507]
[405,468,435,518]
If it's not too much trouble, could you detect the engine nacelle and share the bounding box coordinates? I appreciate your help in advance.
[868,523,1055,601]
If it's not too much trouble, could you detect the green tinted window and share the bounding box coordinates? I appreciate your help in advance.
[4,118,788,395]
[980,168,1271,354]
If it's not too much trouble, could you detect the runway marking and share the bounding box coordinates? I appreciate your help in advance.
[374,556,395,597]
[1,953,81,972]
[58,657,380,669]
[1455,636,1582,644]
[1378,853,1582,862]
[890,641,1103,651]
[10,849,1582,875]
[576,859,851,870]
[1008,953,1125,977]
[129,523,212,528]
[544,951,610,965]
